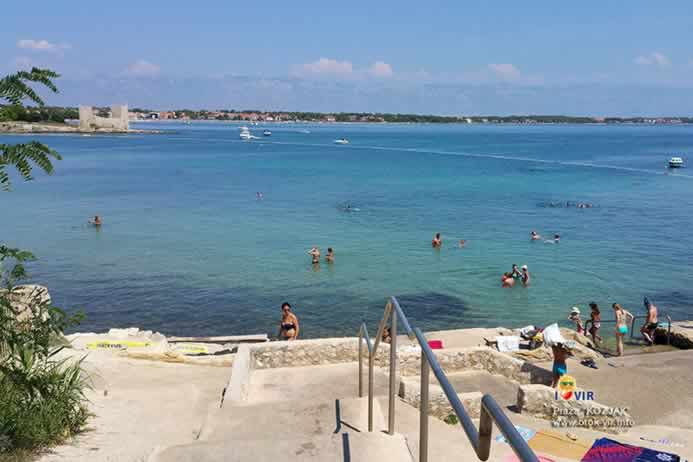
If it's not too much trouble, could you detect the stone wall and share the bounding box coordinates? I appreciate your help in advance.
[656,321,693,349]
[79,105,129,131]
[399,376,482,419]
[517,384,633,434]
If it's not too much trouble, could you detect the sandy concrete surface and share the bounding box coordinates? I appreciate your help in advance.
[36,350,228,462]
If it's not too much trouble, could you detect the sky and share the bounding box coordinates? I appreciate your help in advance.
[3,1,693,115]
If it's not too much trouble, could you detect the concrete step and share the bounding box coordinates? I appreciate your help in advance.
[201,396,386,441]
[150,432,414,462]
[444,370,520,410]
[245,362,390,404]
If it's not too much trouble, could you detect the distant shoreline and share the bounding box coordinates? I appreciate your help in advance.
[0,121,164,135]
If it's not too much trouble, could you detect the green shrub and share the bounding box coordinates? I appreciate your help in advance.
[0,246,89,454]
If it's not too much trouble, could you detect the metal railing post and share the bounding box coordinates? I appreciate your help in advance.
[368,351,374,432]
[388,309,397,435]
[358,333,363,398]
[419,353,430,462]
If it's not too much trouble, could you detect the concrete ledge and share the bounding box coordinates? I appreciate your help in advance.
[517,384,633,434]
[226,345,251,405]
[656,321,693,349]
[398,376,482,419]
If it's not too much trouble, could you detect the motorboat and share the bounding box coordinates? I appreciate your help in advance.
[263,130,272,137]
[668,157,684,168]
[334,138,350,145]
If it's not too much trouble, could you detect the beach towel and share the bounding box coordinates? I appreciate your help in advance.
[496,335,520,352]
[543,323,566,346]
[495,425,536,444]
[580,437,681,462]
[527,430,592,461]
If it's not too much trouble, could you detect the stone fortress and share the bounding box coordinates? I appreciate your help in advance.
[79,104,129,131]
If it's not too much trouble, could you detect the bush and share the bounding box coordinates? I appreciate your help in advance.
[0,246,89,454]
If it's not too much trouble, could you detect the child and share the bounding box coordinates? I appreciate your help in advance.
[551,343,570,388]
[588,302,602,346]
[568,307,584,335]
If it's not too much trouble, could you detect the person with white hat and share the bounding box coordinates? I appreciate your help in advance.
[568,306,585,335]
[520,264,531,286]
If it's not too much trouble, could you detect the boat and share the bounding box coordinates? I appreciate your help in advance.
[668,157,684,168]
[263,130,272,137]
[334,138,350,145]
[239,127,252,140]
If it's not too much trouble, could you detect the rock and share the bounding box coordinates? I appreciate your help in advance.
[656,321,693,349]
[1,284,51,323]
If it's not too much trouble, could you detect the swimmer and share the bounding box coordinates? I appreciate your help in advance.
[459,239,466,248]
[554,234,560,243]
[432,233,442,248]
[531,231,541,241]
[325,247,335,263]
[520,264,530,287]
[511,264,522,280]
[89,215,102,226]
[501,272,515,288]
[256,192,263,200]
[308,247,320,265]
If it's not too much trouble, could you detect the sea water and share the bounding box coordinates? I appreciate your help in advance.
[2,122,692,338]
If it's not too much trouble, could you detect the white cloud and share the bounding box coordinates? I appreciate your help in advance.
[17,39,71,53]
[369,61,393,78]
[300,57,353,75]
[488,63,521,80]
[634,52,670,67]
[125,59,161,78]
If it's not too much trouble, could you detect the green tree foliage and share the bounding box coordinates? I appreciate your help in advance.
[0,68,62,191]
[1,69,88,455]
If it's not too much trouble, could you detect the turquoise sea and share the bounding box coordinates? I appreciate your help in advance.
[2,122,692,338]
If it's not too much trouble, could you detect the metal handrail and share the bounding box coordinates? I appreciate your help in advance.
[357,297,539,462]
[412,327,538,462]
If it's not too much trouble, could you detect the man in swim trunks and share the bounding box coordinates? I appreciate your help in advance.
[432,233,442,248]
[551,343,570,388]
[641,298,659,345]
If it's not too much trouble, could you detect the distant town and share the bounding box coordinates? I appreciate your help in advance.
[1,105,692,125]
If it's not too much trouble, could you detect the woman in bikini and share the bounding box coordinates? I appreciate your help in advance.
[279,302,300,341]
[612,303,633,356]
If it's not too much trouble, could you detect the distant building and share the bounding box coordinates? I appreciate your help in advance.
[79,105,129,131]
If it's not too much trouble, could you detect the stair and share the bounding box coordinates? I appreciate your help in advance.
[151,362,413,462]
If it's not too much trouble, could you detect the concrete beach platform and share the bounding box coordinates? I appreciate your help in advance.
[37,325,693,461]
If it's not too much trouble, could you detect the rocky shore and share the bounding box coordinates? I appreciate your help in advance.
[0,121,163,134]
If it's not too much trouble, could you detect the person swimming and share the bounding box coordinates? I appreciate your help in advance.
[432,233,442,248]
[325,247,335,263]
[89,215,102,226]
[501,272,515,288]
[459,239,466,248]
[531,231,541,240]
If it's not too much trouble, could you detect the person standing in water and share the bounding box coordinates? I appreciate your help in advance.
[641,297,659,346]
[612,303,634,356]
[432,233,442,248]
[308,247,320,265]
[531,231,541,241]
[325,247,335,263]
[89,215,102,226]
[521,265,531,286]
[511,264,522,280]
[278,302,299,341]
[588,302,602,346]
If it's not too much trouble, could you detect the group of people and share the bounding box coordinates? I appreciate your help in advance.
[501,264,531,287]
[567,298,659,356]
[308,247,335,265]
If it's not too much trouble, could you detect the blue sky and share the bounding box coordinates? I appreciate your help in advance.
[3,1,693,115]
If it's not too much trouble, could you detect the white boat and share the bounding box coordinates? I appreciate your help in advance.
[239,127,252,140]
[263,130,272,137]
[334,138,350,145]
[668,157,684,168]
